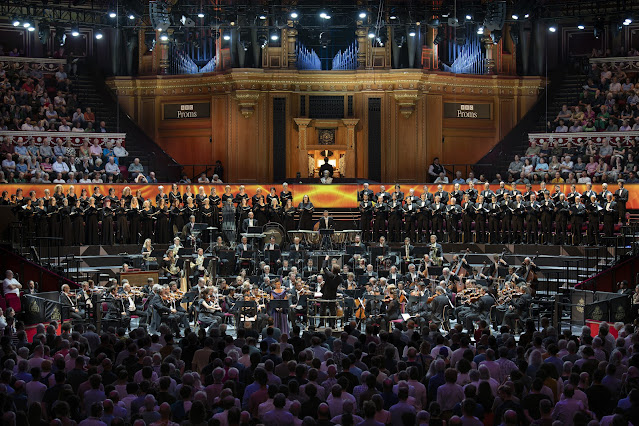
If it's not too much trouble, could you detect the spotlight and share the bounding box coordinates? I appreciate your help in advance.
[28,26,35,32]
[390,15,397,20]
[433,32,444,45]
[108,11,116,18]
[71,25,80,37]
[319,31,331,48]
[319,11,327,19]
[466,14,472,20]
[223,33,231,41]
[368,30,376,38]
[128,14,135,20]
[512,14,519,20]
[259,13,267,20]
[198,12,205,18]
[240,40,251,51]
[524,13,530,18]
[12,17,20,27]
[324,14,331,20]
[577,24,585,30]
[270,31,279,41]
[160,33,168,41]
[23,21,31,28]
[548,25,556,32]
[359,11,367,19]
[427,18,440,28]
[95,30,103,39]
[258,34,268,48]
[477,26,484,35]
[624,18,632,25]
[408,26,416,37]
[290,11,299,19]
[491,29,502,44]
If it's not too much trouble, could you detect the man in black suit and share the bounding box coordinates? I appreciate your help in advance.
[321,255,343,328]
[461,290,495,331]
[242,211,258,233]
[429,285,450,327]
[387,266,403,284]
[318,210,335,230]
[358,183,375,202]
[181,215,198,246]
[104,286,131,330]
[614,180,629,224]
[60,284,83,320]
[319,157,334,177]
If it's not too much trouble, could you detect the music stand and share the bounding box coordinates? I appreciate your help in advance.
[413,246,429,257]
[191,223,209,250]
[344,288,364,299]
[319,228,335,250]
[358,275,372,286]
[268,298,290,312]
[497,266,508,278]
[346,245,365,255]
[235,300,257,325]
[265,249,281,266]
[429,266,443,277]
[247,226,262,234]
[370,246,386,259]
[205,227,218,253]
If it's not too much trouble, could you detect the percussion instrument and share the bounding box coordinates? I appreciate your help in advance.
[342,230,361,243]
[262,222,286,245]
[331,230,348,245]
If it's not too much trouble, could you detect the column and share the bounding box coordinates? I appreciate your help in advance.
[342,119,360,178]
[482,34,496,75]
[287,23,298,69]
[294,118,313,177]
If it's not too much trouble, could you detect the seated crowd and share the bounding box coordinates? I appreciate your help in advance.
[0,305,638,426]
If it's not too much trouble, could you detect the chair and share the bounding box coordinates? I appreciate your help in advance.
[0,296,6,312]
[442,305,452,332]
[4,293,21,312]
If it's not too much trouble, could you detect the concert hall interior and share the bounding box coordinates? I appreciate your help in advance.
[1,1,639,425]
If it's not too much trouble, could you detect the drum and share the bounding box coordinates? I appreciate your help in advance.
[343,229,361,243]
[263,222,285,245]
[301,230,321,246]
[288,230,305,243]
[331,231,347,245]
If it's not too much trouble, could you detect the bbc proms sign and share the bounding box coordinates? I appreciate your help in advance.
[443,102,491,119]
[163,102,211,119]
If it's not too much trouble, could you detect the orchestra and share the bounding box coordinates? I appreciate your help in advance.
[9,180,634,336]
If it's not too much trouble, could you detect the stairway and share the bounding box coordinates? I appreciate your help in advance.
[71,68,181,182]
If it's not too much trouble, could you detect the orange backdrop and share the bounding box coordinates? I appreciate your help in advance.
[2,183,637,209]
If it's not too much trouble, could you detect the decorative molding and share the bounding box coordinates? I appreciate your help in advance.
[528,131,639,147]
[234,91,261,118]
[393,91,420,118]
[0,131,127,147]
[0,56,66,72]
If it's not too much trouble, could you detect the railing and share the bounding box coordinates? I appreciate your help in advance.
[0,130,126,147]
[297,43,321,71]
[528,131,639,147]
[332,42,358,71]
[441,163,493,181]
[0,56,66,73]
[589,56,639,71]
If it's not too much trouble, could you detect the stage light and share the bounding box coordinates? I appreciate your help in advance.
[477,26,484,34]
[624,18,632,25]
[319,11,327,19]
[128,14,135,20]
[390,15,397,20]
[512,14,519,20]
[324,14,331,20]
[368,31,376,38]
[427,18,440,28]
[71,25,80,37]
[23,21,31,28]
[12,17,20,27]
[223,33,231,41]
[259,13,267,20]
[28,26,35,32]
[408,26,416,37]
[198,12,205,18]
[548,25,556,33]
[95,30,103,39]
[524,13,530,18]
[290,11,299,19]
[433,32,444,45]
[160,33,168,41]
[270,32,279,41]
[258,34,268,48]
[466,14,472,20]
[359,11,367,19]
[577,24,585,30]
[108,11,116,18]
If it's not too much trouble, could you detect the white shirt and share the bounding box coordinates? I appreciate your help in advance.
[52,161,70,173]
[105,162,120,174]
[3,278,20,296]
[113,146,129,157]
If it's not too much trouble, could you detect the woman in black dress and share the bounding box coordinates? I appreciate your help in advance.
[280,182,293,206]
[92,187,104,206]
[84,197,100,245]
[116,198,130,244]
[209,187,221,229]
[106,187,119,204]
[154,199,171,244]
[236,197,251,231]
[35,199,49,238]
[121,186,133,207]
[297,195,314,230]
[169,183,181,205]
[283,199,296,232]
[221,185,234,204]
[198,198,214,227]
[234,185,249,206]
[128,197,141,244]
[71,199,85,245]
[268,197,282,224]
[196,186,207,208]
[253,194,268,225]
[48,197,61,239]
[101,198,115,245]
[66,186,78,207]
[266,187,280,206]
[135,189,145,208]
[79,188,90,208]
[53,185,65,205]
[19,199,36,242]
[170,199,184,238]
[140,200,156,243]
[182,185,194,206]
[184,197,198,225]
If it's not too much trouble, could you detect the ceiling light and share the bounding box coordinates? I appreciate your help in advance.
[108,11,116,18]
[466,14,472,20]
[160,33,168,41]
[23,21,31,28]
[442,12,450,18]
[477,26,484,34]
[524,13,530,18]
[197,12,204,18]
[71,25,80,37]
[319,11,327,19]
[368,31,376,38]
[95,30,103,39]
[577,24,585,30]
[223,33,231,41]
[270,32,279,41]
[390,15,397,20]
[359,11,367,19]
[259,13,267,20]
[28,26,35,32]
[12,17,20,26]
[408,26,416,37]
[325,15,331,19]
[624,18,632,25]
[290,11,299,19]
[128,14,135,20]
[512,14,519,20]
[548,25,556,32]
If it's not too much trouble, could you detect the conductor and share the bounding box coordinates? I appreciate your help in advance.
[319,157,334,177]
[321,255,343,329]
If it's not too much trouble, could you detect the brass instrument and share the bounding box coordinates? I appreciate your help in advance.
[430,243,443,266]
[163,260,181,276]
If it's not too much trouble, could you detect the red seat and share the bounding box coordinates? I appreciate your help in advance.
[0,297,6,312]
[4,293,21,312]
